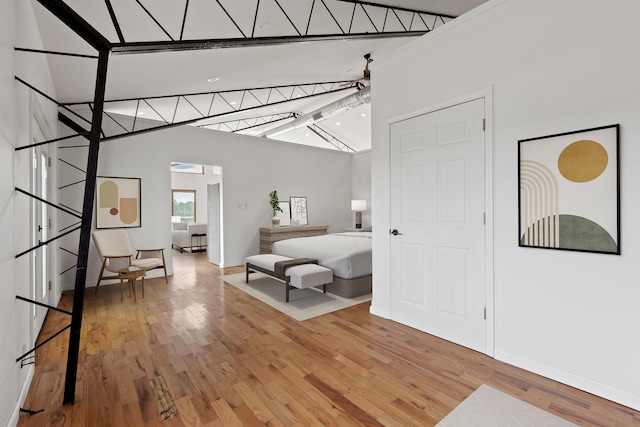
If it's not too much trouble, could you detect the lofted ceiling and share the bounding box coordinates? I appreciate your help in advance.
[29,0,488,152]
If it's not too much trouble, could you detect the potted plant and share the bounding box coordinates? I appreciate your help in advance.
[269,191,283,226]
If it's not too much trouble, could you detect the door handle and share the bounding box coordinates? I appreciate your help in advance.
[389,229,401,236]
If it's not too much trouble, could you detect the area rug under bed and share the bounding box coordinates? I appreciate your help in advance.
[221,272,371,321]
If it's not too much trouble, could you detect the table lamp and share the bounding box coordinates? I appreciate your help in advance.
[351,200,366,229]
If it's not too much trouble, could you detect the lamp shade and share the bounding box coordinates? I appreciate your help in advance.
[351,200,366,211]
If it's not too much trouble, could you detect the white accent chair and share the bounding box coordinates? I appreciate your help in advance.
[92,229,168,295]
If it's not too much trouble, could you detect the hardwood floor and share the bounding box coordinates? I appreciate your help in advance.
[18,253,640,426]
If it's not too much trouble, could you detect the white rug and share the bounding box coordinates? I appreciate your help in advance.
[221,272,371,321]
[436,384,577,426]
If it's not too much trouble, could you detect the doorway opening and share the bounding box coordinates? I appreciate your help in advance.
[170,162,223,268]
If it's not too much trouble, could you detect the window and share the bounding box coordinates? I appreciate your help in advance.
[172,189,196,223]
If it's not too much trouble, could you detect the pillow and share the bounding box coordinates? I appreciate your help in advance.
[173,222,188,230]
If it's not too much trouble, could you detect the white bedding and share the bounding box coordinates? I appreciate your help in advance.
[271,232,372,279]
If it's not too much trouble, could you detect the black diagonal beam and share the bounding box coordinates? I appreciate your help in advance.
[15,187,82,219]
[307,123,355,152]
[14,225,81,259]
[17,324,72,363]
[111,31,422,54]
[36,0,110,51]
[62,49,109,405]
[14,47,99,59]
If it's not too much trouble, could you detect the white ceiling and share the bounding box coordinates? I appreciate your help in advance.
[31,0,488,152]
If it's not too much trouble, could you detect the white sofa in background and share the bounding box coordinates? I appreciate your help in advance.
[171,222,207,253]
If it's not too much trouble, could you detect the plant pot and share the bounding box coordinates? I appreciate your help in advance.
[272,216,280,227]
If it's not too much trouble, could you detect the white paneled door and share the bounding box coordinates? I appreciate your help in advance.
[389,98,487,353]
[31,129,49,345]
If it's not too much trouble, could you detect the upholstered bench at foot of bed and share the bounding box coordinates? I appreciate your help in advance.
[245,254,334,302]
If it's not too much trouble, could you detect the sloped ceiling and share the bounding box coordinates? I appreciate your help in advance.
[29,0,488,151]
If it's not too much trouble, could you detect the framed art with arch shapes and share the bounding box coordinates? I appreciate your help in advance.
[518,124,619,254]
[96,176,141,229]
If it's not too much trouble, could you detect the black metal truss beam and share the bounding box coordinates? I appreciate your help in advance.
[58,112,91,139]
[63,49,110,406]
[98,0,451,53]
[307,123,355,152]
[64,82,352,141]
[199,113,296,133]
[336,0,455,19]
[111,31,422,54]
[35,0,110,51]
[63,81,350,106]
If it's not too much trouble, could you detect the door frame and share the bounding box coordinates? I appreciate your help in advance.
[29,95,54,345]
[207,182,223,266]
[387,87,495,356]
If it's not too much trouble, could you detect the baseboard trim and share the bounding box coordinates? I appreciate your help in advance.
[8,365,35,427]
[495,349,640,411]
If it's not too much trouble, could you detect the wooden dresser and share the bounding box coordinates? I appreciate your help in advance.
[259,225,328,254]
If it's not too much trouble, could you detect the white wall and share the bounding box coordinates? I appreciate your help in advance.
[372,0,640,410]
[58,120,356,288]
[1,1,59,425]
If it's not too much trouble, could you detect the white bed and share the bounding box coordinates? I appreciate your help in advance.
[271,232,372,297]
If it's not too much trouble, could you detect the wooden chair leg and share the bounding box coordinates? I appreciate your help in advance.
[141,277,145,299]
[161,250,168,283]
[95,262,107,294]
[120,279,124,301]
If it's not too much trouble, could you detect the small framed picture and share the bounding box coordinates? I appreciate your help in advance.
[290,196,308,226]
[276,201,291,226]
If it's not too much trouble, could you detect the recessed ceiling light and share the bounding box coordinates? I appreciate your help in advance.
[336,121,341,126]
[257,21,270,30]
[361,113,366,117]
[230,101,237,105]
[137,111,145,116]
[207,76,220,83]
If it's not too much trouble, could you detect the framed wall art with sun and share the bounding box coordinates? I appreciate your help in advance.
[518,124,619,254]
